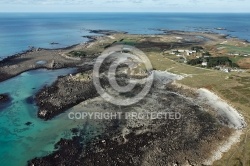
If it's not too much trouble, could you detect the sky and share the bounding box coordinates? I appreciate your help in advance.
[0,0,249,13]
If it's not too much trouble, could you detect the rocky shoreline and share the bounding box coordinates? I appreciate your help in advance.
[0,29,234,83]
[0,47,81,82]
[0,29,128,83]
[1,29,248,165]
[89,29,128,35]
[35,68,98,120]
[28,84,234,166]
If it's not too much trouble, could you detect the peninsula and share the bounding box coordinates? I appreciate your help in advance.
[0,30,249,165]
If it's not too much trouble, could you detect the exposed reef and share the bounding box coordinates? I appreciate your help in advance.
[28,83,234,166]
[35,72,98,120]
[0,93,10,103]
[89,29,127,35]
[0,48,81,82]
[0,29,248,165]
[0,93,11,110]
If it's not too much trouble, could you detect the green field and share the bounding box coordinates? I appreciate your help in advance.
[68,33,250,165]
[217,44,250,54]
[148,52,250,166]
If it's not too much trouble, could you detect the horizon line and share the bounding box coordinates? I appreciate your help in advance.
[1,11,250,14]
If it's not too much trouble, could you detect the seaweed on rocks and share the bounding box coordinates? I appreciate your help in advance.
[29,85,233,166]
[35,74,99,120]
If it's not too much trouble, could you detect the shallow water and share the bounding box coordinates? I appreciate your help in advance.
[0,13,250,165]
[0,68,88,166]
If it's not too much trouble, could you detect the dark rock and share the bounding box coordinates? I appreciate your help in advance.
[26,96,34,104]
[25,122,32,126]
[35,71,100,120]
[89,29,127,35]
[28,86,233,166]
[28,137,83,166]
[0,93,11,110]
[50,42,59,45]
[82,36,98,42]
[71,128,79,135]
[0,93,10,103]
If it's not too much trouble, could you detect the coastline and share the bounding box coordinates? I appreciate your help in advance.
[166,80,246,165]
[0,28,244,83]
[0,29,249,165]
[35,68,98,120]
[1,29,248,121]
[28,70,246,166]
[0,30,122,83]
[0,43,87,83]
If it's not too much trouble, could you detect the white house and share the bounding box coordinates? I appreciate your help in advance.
[202,62,207,66]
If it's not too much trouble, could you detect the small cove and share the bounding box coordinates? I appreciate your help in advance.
[0,68,90,166]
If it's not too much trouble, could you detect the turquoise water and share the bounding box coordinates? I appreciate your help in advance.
[0,68,88,166]
[0,13,250,165]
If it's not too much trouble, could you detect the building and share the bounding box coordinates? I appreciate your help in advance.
[201,62,207,66]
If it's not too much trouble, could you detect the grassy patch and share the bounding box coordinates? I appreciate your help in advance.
[68,51,87,57]
[217,44,250,54]
[230,56,246,63]
[66,33,250,165]
[118,38,139,46]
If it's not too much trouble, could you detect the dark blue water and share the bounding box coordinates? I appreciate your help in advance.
[0,13,250,58]
[0,13,250,165]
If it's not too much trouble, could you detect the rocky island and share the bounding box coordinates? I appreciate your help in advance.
[0,30,249,165]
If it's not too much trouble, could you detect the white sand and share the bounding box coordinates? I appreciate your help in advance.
[153,70,184,88]
[197,88,246,165]
[75,71,246,165]
[203,130,243,165]
[155,72,246,164]
[152,71,247,129]
[198,88,246,129]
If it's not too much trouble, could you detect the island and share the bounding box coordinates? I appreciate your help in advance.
[0,30,249,165]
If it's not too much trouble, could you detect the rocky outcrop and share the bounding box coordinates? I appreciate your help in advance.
[0,93,11,110]
[29,85,233,166]
[28,137,83,166]
[89,29,127,35]
[35,73,98,120]
[0,45,83,83]
[0,93,10,103]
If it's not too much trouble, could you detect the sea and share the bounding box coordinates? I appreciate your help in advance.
[0,13,249,166]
